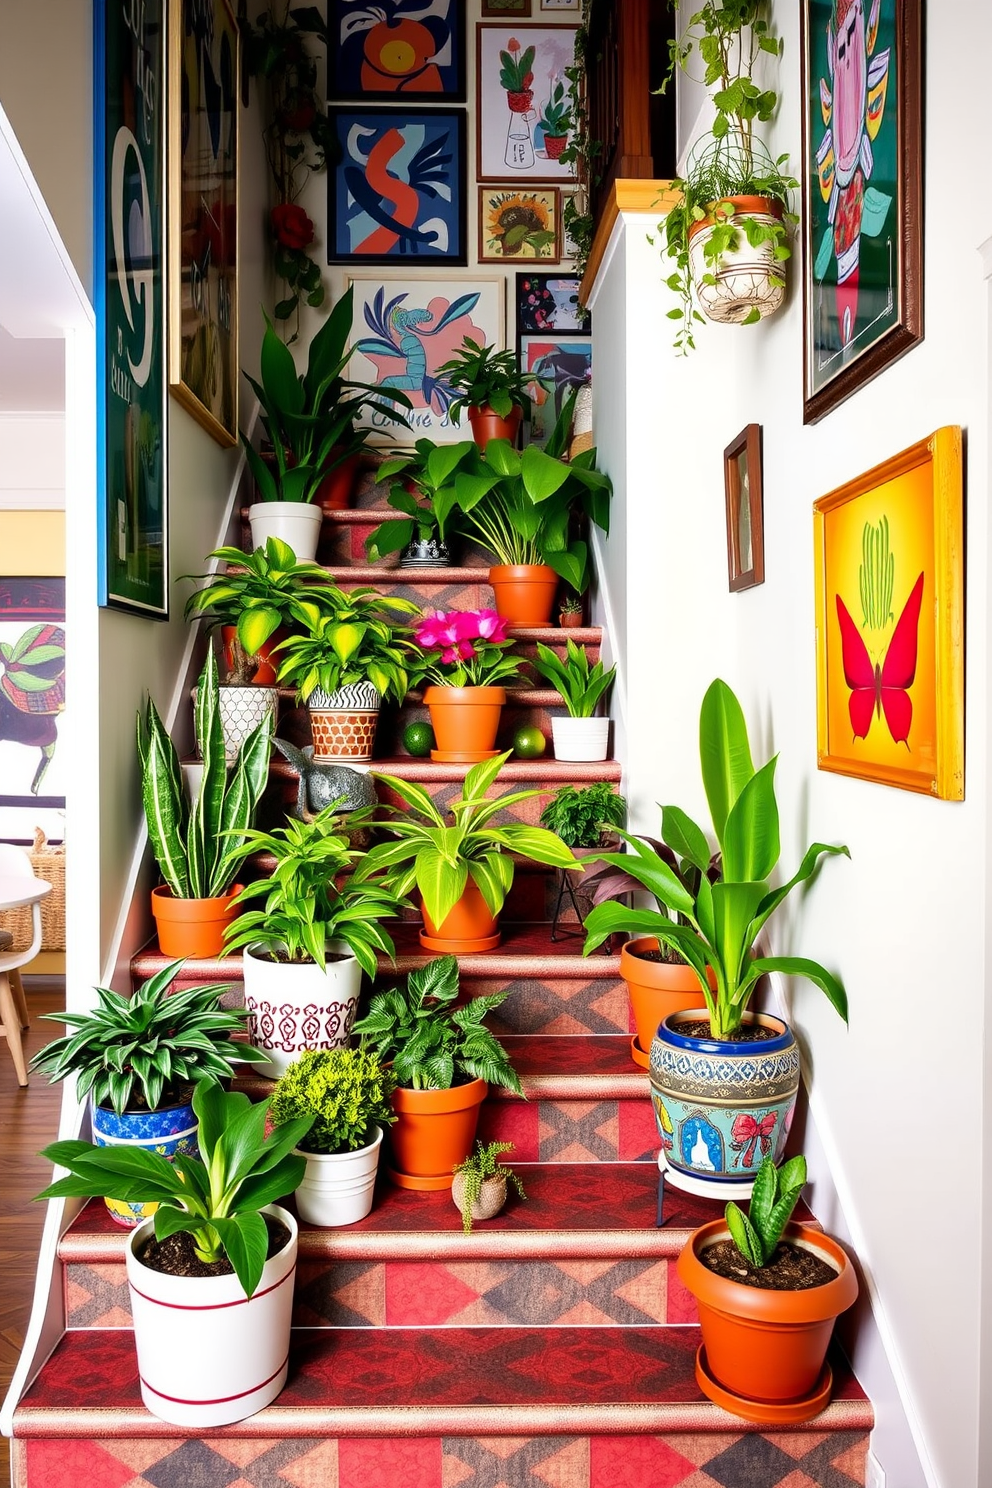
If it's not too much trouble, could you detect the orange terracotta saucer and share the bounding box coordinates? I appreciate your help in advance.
[419,928,502,953]
[385,1166,455,1192]
[695,1345,833,1425]
[630,1035,650,1070]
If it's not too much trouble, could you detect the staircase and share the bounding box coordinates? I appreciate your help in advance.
[11,477,873,1488]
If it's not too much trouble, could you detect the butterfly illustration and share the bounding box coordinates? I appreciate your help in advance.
[835,572,924,745]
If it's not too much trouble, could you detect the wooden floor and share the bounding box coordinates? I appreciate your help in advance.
[0,978,64,1485]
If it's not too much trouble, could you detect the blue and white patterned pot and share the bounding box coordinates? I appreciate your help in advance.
[649,1010,800,1188]
[91,1095,199,1229]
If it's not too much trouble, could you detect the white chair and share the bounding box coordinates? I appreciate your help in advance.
[0,843,50,1087]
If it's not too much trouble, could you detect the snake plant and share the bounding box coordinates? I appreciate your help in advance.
[725,1154,807,1267]
[136,648,272,900]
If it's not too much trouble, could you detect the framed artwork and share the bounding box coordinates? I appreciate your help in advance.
[801,0,923,424]
[328,0,465,102]
[482,1,532,16]
[539,0,581,10]
[519,332,591,449]
[477,24,578,184]
[724,425,764,592]
[169,0,239,447]
[346,277,505,445]
[95,0,169,617]
[328,108,466,265]
[813,427,964,800]
[479,187,560,263]
[516,272,589,332]
[0,579,66,842]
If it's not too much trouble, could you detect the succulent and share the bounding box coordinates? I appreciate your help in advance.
[725,1154,807,1268]
[270,1048,397,1156]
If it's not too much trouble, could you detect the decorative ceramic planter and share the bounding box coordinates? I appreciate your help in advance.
[218,685,278,765]
[688,196,786,326]
[125,1203,297,1427]
[294,1127,383,1227]
[315,450,361,513]
[650,1009,800,1194]
[452,1171,507,1225]
[248,501,322,562]
[388,1078,488,1190]
[677,1219,858,1423]
[424,685,505,762]
[92,1094,198,1230]
[242,940,362,1079]
[551,715,610,762]
[420,880,501,953]
[150,884,243,959]
[401,536,451,568]
[221,625,283,686]
[467,404,522,450]
[307,682,381,763]
[488,563,558,625]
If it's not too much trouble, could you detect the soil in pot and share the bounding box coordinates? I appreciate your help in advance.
[676,1018,779,1043]
[251,948,353,966]
[136,1214,290,1279]
[700,1240,838,1291]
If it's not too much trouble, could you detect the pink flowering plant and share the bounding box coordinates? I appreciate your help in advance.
[412,608,524,689]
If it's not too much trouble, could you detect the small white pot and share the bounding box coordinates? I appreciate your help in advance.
[248,501,322,562]
[295,1126,383,1227]
[125,1203,297,1427]
[218,685,278,765]
[242,940,362,1079]
[181,761,204,805]
[552,715,610,762]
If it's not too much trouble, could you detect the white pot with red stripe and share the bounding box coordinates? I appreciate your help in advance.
[124,1203,298,1427]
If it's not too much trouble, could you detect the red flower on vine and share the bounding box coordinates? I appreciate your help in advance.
[271,203,315,251]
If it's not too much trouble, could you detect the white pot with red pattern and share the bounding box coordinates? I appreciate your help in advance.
[242,939,362,1079]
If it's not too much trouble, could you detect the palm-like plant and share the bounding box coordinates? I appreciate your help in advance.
[274,584,418,704]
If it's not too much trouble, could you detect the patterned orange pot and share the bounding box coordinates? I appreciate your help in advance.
[308,682,380,762]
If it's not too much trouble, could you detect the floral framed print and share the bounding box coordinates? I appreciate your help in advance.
[346,276,505,445]
[519,332,590,449]
[479,187,559,262]
[169,0,239,447]
[724,425,764,592]
[328,108,466,265]
[95,0,168,617]
[516,272,589,332]
[801,0,923,424]
[477,24,578,184]
[813,427,963,799]
[327,0,465,102]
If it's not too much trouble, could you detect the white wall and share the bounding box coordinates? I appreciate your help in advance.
[587,7,992,1486]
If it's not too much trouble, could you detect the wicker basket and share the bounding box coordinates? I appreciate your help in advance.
[0,829,66,953]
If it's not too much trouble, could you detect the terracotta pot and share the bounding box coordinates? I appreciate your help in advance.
[388,1077,488,1189]
[544,135,568,160]
[467,404,522,451]
[559,609,584,628]
[150,884,243,958]
[687,195,786,327]
[677,1219,858,1423]
[452,1171,507,1225]
[316,450,362,513]
[488,563,559,625]
[622,937,716,1069]
[221,625,284,686]
[424,685,505,761]
[420,879,501,953]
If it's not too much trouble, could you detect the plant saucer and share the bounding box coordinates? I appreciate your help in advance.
[385,1165,455,1192]
[695,1345,833,1425]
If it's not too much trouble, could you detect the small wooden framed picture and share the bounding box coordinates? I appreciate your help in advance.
[539,0,581,10]
[482,0,532,16]
[724,424,764,591]
[479,186,560,263]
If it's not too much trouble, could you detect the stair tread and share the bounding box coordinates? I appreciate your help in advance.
[270,686,568,706]
[497,1034,649,1097]
[15,1326,871,1434]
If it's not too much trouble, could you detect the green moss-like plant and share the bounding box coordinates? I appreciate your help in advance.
[270,1048,397,1156]
[452,1140,526,1235]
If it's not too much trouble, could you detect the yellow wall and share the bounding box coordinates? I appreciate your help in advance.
[0,511,65,574]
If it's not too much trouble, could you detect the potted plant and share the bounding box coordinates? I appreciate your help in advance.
[434,338,536,449]
[678,1154,858,1422]
[37,1079,314,1427]
[223,804,408,1077]
[138,649,272,958]
[531,639,615,761]
[583,679,849,1188]
[353,954,522,1189]
[558,595,584,628]
[269,1047,397,1226]
[452,1140,526,1233]
[362,752,577,953]
[658,1,797,351]
[364,440,467,568]
[536,78,571,161]
[539,781,627,937]
[274,583,418,762]
[410,607,523,762]
[30,959,265,1228]
[241,288,411,556]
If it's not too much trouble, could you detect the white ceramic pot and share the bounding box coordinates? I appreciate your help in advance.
[552,715,610,761]
[687,199,786,326]
[248,501,322,562]
[295,1126,383,1227]
[125,1203,297,1427]
[218,685,278,765]
[242,940,362,1079]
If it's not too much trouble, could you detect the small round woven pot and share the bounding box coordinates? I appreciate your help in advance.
[451,1172,507,1224]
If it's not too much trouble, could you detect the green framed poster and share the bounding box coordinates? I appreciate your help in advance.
[95,0,169,616]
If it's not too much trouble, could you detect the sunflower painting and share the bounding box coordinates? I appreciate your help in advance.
[479,186,559,262]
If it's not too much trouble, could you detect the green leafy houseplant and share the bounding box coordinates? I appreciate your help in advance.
[359,752,578,931]
[30,960,264,1115]
[222,805,406,975]
[364,440,476,564]
[274,584,419,704]
[531,639,615,718]
[434,339,536,424]
[539,782,626,849]
[38,1080,313,1298]
[582,679,849,1038]
[452,1140,526,1235]
[537,79,571,145]
[137,648,272,901]
[724,1154,807,1268]
[182,538,332,661]
[353,954,522,1094]
[270,1048,397,1155]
